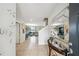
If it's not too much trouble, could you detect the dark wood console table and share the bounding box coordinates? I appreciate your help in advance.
[48,39,65,56]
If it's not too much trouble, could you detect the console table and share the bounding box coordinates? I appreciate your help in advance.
[48,39,67,56]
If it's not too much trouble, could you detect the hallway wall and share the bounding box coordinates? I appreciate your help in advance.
[48,3,69,25]
[38,25,51,45]
[0,4,16,56]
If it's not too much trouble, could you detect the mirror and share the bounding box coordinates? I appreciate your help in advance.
[50,7,69,43]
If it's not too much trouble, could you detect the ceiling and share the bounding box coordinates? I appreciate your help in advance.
[16,3,69,26]
[16,3,57,25]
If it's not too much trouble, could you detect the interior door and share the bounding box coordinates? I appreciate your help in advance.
[16,22,20,44]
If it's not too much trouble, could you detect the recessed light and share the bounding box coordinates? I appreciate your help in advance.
[30,19,33,22]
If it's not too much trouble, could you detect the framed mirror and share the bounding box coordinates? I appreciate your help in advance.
[50,7,69,44]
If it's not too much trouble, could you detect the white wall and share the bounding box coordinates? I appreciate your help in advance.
[38,25,51,45]
[48,3,69,25]
[0,4,16,56]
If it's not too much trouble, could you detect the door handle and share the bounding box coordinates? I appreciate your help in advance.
[69,42,72,46]
[67,42,73,55]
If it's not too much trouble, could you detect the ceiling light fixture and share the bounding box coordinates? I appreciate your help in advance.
[30,19,33,22]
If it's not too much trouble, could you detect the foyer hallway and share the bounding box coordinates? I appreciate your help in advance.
[16,36,49,56]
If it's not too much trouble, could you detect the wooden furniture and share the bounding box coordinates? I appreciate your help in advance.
[48,39,65,56]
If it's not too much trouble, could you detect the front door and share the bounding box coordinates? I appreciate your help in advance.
[69,3,79,56]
